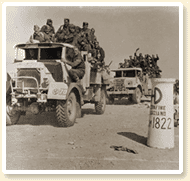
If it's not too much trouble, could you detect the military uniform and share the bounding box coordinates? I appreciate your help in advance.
[77,32,91,51]
[29,25,44,43]
[67,53,85,82]
[151,54,159,68]
[54,18,70,42]
[64,24,76,44]
[41,19,55,41]
[81,22,91,39]
[95,42,105,66]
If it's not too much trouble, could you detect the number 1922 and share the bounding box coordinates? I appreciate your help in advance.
[152,117,172,129]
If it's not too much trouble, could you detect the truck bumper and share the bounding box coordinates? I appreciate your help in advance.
[107,89,134,95]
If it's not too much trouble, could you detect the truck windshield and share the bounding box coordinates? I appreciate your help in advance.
[123,70,136,77]
[115,71,122,77]
[40,47,62,60]
[24,48,38,60]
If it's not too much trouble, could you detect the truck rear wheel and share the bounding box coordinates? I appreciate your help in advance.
[95,88,106,114]
[56,92,77,127]
[6,99,21,125]
[132,87,142,104]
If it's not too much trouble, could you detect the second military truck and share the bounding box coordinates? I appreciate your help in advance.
[106,67,152,104]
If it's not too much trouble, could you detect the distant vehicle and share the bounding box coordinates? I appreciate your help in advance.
[6,43,109,127]
[107,67,152,104]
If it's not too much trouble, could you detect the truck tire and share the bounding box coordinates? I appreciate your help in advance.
[109,96,114,104]
[6,99,21,125]
[76,101,82,118]
[132,87,142,104]
[56,92,77,127]
[95,88,106,114]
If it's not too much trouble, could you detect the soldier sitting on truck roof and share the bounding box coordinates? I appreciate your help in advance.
[41,19,55,41]
[77,31,91,52]
[29,25,52,43]
[81,22,91,38]
[128,56,133,67]
[28,25,45,43]
[123,59,130,68]
[54,18,70,43]
[64,24,77,44]
[41,25,53,43]
[61,47,86,93]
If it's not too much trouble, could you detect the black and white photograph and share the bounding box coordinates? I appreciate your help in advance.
[3,2,183,174]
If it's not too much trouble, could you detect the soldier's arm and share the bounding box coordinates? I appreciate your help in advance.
[61,57,82,67]
[64,33,74,43]
[40,25,46,33]
[54,25,63,38]
[52,27,55,34]
[44,33,52,43]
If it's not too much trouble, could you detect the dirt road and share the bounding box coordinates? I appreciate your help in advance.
[6,99,179,170]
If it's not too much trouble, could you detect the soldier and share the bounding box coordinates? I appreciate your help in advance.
[124,59,130,68]
[75,26,82,34]
[81,22,91,38]
[94,41,105,67]
[61,47,85,93]
[54,18,70,42]
[151,54,159,68]
[41,19,55,41]
[29,25,45,43]
[64,24,76,44]
[77,31,91,51]
[129,56,133,67]
[87,28,97,49]
[41,25,52,43]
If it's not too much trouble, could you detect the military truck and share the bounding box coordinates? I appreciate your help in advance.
[6,42,109,127]
[106,67,152,104]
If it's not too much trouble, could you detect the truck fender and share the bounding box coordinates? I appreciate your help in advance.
[137,85,143,93]
[66,83,84,105]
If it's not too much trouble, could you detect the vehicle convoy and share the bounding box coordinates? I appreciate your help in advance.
[106,67,152,104]
[6,43,110,127]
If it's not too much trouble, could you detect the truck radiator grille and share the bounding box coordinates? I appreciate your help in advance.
[113,79,125,91]
[17,68,40,88]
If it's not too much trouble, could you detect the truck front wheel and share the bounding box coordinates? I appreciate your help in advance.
[132,87,142,104]
[95,88,106,114]
[56,92,77,127]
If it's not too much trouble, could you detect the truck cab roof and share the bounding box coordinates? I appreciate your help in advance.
[15,42,75,49]
[111,67,142,72]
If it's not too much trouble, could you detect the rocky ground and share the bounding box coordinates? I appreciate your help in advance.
[6,98,179,170]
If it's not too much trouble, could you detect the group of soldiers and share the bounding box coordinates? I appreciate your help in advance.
[119,48,162,78]
[28,18,105,66]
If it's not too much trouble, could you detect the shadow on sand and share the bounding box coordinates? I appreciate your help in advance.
[17,112,60,127]
[118,132,147,146]
[107,97,150,106]
[16,108,98,127]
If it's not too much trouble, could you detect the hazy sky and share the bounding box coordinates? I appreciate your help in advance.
[6,5,180,78]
